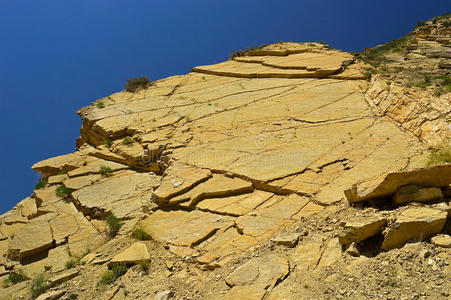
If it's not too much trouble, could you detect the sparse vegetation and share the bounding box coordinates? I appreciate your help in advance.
[57,170,67,175]
[426,144,451,166]
[65,258,78,269]
[138,261,149,273]
[132,228,150,240]
[104,139,112,148]
[125,77,153,93]
[122,137,134,146]
[34,180,46,190]
[360,36,413,65]
[416,20,426,27]
[97,263,128,286]
[4,271,25,286]
[229,44,270,59]
[30,274,50,298]
[99,166,113,177]
[55,185,72,198]
[96,101,105,109]
[69,293,79,299]
[105,214,122,238]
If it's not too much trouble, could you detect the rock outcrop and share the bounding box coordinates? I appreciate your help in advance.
[1,15,450,300]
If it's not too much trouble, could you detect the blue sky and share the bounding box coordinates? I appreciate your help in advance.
[0,0,450,213]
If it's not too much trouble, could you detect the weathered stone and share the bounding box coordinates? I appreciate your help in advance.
[346,242,360,257]
[154,290,174,300]
[35,290,65,300]
[72,171,158,217]
[16,197,38,219]
[345,165,451,203]
[225,255,289,289]
[381,208,447,250]
[393,185,443,205]
[431,234,451,248]
[339,217,386,244]
[8,219,54,260]
[67,157,128,177]
[49,269,79,286]
[153,161,212,203]
[32,152,84,175]
[109,242,150,266]
[63,174,103,190]
[224,286,266,300]
[142,210,234,247]
[47,174,68,184]
[271,233,300,247]
[169,174,253,207]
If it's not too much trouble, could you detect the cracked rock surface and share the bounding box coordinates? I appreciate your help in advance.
[1,33,450,300]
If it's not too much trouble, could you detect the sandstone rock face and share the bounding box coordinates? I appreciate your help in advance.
[2,34,451,299]
[381,208,447,250]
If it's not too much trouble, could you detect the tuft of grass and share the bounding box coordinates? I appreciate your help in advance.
[55,185,72,198]
[104,139,112,148]
[360,35,413,65]
[65,258,78,269]
[125,77,153,93]
[97,263,128,286]
[30,274,50,298]
[132,228,150,240]
[105,214,122,238]
[34,180,46,190]
[138,261,149,273]
[122,137,134,146]
[69,293,79,299]
[99,166,113,177]
[97,101,105,109]
[4,271,25,286]
[426,144,451,166]
[416,20,426,27]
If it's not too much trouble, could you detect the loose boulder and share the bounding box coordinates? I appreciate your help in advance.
[339,217,386,245]
[109,242,150,266]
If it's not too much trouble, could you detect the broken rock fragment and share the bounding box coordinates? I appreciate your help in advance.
[381,207,447,250]
[339,217,386,245]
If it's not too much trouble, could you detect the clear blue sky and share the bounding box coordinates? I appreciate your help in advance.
[0,0,449,213]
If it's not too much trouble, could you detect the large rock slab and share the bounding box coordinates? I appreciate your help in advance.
[225,254,289,289]
[8,219,54,260]
[381,207,447,250]
[345,164,451,203]
[72,171,158,217]
[142,210,234,247]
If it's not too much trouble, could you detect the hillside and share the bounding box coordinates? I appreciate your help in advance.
[0,15,450,300]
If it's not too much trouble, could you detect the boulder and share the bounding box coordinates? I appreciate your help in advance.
[431,234,451,248]
[109,242,150,266]
[381,208,447,250]
[393,185,443,205]
[49,269,79,286]
[339,217,386,244]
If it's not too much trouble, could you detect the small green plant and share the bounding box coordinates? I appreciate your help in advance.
[132,228,150,240]
[303,283,309,289]
[57,170,67,175]
[122,137,134,146]
[105,214,122,238]
[426,144,451,166]
[69,293,79,299]
[97,101,105,109]
[65,258,78,269]
[5,271,25,285]
[416,20,426,27]
[104,139,112,148]
[30,274,50,298]
[99,166,113,177]
[97,263,128,286]
[55,185,71,198]
[34,180,46,190]
[125,77,153,93]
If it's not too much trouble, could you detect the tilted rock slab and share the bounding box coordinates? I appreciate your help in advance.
[381,207,447,250]
[345,164,451,204]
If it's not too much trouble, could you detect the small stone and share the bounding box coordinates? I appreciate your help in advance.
[271,233,300,247]
[49,269,79,286]
[109,242,150,266]
[419,249,431,259]
[346,242,360,257]
[35,290,65,300]
[154,290,174,300]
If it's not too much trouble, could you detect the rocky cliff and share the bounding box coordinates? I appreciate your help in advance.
[1,15,450,300]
